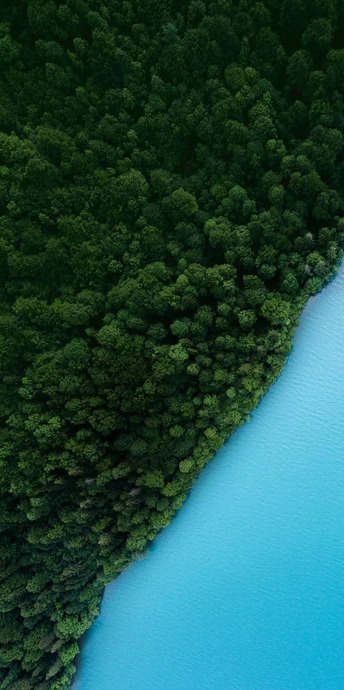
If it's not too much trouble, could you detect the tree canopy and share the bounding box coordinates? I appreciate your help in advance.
[0,0,344,687]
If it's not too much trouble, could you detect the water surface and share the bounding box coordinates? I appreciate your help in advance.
[73,267,344,690]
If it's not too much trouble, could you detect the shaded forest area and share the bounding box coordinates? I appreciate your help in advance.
[1,0,344,687]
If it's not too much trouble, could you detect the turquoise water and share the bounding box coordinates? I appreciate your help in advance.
[73,267,344,690]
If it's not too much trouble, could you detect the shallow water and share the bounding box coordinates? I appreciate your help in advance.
[73,266,344,690]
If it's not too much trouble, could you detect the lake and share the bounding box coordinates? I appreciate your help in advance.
[72,266,344,690]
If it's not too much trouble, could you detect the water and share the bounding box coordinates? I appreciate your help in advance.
[73,267,344,690]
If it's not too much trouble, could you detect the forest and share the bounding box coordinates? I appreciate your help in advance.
[0,0,344,687]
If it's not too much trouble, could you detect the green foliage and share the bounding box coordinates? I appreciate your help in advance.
[0,0,343,687]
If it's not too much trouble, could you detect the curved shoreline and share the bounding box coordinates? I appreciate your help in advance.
[73,266,344,689]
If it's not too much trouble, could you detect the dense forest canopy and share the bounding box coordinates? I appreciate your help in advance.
[0,0,344,687]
